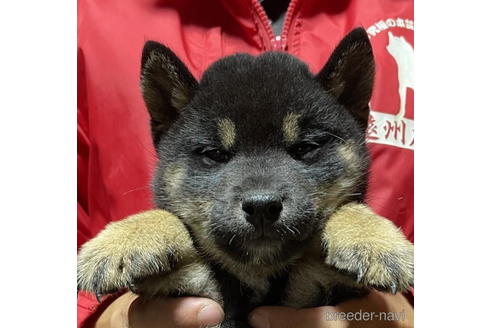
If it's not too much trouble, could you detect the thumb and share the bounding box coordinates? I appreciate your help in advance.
[129,295,224,328]
[249,306,329,328]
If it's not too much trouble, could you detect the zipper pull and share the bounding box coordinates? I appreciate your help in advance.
[271,35,287,51]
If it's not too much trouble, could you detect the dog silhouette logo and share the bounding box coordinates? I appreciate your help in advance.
[386,32,414,121]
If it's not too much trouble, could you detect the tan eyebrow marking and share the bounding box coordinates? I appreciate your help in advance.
[217,118,236,150]
[282,113,301,144]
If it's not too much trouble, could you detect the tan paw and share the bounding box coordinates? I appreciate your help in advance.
[323,203,414,293]
[77,210,197,298]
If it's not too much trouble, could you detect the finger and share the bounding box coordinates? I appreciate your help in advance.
[129,296,224,328]
[249,306,333,328]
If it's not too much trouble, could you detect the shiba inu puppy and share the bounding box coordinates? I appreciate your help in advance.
[78,28,414,328]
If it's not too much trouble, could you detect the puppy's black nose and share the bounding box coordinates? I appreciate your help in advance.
[242,193,283,228]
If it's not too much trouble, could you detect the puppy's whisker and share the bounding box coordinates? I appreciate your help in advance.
[327,131,347,143]
[287,226,296,235]
[291,226,301,235]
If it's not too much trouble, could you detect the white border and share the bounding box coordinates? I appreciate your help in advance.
[0,1,76,327]
[417,1,492,326]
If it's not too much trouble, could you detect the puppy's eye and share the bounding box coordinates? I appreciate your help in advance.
[289,142,320,160]
[202,148,231,164]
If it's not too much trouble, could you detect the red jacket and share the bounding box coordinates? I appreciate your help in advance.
[78,0,414,326]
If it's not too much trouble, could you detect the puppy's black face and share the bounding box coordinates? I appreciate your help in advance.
[140,28,374,265]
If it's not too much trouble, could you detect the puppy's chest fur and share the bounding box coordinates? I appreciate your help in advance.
[188,225,300,302]
[191,232,363,324]
[209,261,290,324]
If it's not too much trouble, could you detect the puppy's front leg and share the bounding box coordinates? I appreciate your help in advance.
[322,203,414,293]
[77,210,220,302]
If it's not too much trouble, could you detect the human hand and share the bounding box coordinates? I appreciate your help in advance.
[94,291,224,328]
[249,290,413,328]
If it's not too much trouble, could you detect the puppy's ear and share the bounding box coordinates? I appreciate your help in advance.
[316,28,374,128]
[141,41,198,147]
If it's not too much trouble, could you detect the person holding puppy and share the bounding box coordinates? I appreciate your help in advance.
[78,0,414,327]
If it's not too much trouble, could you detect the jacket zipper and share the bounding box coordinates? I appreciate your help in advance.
[252,0,299,51]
